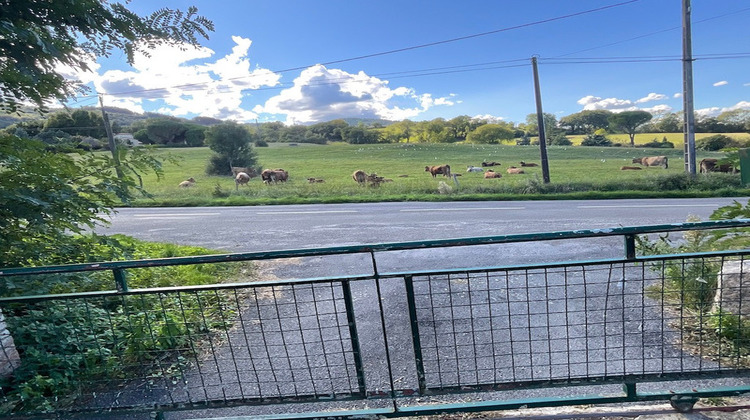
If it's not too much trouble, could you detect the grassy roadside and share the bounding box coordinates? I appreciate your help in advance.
[124,142,748,207]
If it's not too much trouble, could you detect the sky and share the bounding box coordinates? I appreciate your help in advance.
[63,0,750,125]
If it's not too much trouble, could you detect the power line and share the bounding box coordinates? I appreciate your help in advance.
[100,0,641,98]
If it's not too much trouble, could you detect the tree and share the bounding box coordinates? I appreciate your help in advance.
[559,110,612,134]
[381,120,416,143]
[204,122,257,175]
[466,124,514,144]
[341,125,380,144]
[309,120,348,143]
[717,109,750,132]
[525,113,558,136]
[655,112,682,133]
[145,118,188,145]
[1,1,213,113]
[608,111,652,146]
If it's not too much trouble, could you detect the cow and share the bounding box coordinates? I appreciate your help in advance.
[519,161,538,167]
[466,165,484,173]
[261,168,288,184]
[231,166,257,178]
[235,172,251,190]
[620,166,643,170]
[632,156,668,169]
[425,164,451,178]
[484,170,502,179]
[700,158,737,174]
[506,167,525,174]
[481,161,501,167]
[366,173,386,187]
[352,170,367,185]
[178,177,196,187]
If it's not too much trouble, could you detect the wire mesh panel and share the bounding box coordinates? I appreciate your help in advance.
[0,281,365,416]
[406,254,750,394]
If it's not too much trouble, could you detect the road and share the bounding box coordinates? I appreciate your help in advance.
[97,197,746,279]
[91,197,750,419]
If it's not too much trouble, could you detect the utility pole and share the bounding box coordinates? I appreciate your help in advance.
[531,56,551,184]
[99,95,124,178]
[682,0,697,175]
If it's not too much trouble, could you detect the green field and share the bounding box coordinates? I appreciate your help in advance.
[566,132,750,147]
[126,138,748,206]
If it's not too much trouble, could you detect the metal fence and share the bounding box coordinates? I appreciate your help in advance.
[1,220,750,418]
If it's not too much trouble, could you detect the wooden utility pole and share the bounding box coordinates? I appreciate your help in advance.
[682,0,697,175]
[99,95,124,178]
[531,56,551,184]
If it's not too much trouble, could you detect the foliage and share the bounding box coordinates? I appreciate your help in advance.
[524,113,558,136]
[608,111,653,146]
[0,235,249,414]
[559,110,613,134]
[696,134,745,151]
[546,131,572,146]
[466,124,514,144]
[637,201,750,355]
[0,1,213,113]
[204,122,257,175]
[580,133,613,146]
[341,125,380,144]
[642,136,675,148]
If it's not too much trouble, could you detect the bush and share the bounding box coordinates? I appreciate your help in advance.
[254,139,268,147]
[580,133,613,147]
[696,134,742,151]
[642,136,675,149]
[547,132,572,146]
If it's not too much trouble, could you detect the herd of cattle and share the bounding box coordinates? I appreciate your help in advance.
[177,155,739,188]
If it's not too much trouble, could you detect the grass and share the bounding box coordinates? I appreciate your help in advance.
[126,138,749,207]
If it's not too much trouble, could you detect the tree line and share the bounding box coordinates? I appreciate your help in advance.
[4,107,750,152]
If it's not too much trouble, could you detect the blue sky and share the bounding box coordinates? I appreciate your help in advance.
[64,0,750,125]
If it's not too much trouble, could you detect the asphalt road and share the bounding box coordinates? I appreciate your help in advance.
[89,197,750,419]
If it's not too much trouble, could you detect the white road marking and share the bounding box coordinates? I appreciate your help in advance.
[134,213,221,217]
[578,204,719,209]
[400,207,525,212]
[256,210,358,215]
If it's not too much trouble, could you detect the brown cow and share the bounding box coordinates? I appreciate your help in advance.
[481,161,501,167]
[632,156,668,169]
[519,161,538,167]
[352,170,367,185]
[700,158,737,173]
[261,168,288,184]
[425,164,451,178]
[506,167,525,174]
[484,170,502,179]
[620,166,643,170]
[235,172,251,190]
[178,177,196,187]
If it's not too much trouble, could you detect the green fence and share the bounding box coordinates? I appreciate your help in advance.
[1,220,750,418]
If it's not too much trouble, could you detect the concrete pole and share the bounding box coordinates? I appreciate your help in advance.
[682,0,697,175]
[531,56,551,184]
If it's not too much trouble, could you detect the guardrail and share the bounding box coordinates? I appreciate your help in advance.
[0,220,749,418]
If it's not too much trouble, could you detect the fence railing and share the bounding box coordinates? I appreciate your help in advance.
[1,220,749,418]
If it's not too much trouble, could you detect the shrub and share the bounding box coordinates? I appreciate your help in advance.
[254,139,269,147]
[580,133,613,147]
[642,136,675,148]
[547,132,572,146]
[696,134,741,151]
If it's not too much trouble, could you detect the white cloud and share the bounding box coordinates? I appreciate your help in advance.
[713,80,729,87]
[636,93,667,103]
[744,83,750,87]
[258,64,454,124]
[577,95,635,112]
[673,93,682,98]
[65,36,280,121]
[696,101,750,118]
[472,114,505,123]
[641,104,673,114]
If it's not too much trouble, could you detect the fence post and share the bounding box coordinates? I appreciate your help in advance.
[114,268,128,292]
[624,234,637,260]
[404,275,427,394]
[342,281,367,396]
